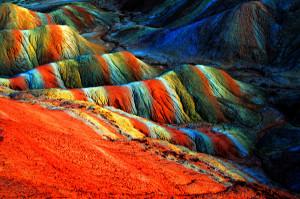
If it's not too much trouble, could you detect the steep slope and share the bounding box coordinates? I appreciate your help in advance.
[126,0,250,28]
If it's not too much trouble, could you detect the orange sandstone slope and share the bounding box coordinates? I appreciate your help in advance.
[0,97,221,197]
[0,96,295,198]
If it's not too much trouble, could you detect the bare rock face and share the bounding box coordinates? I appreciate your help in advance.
[0,0,299,197]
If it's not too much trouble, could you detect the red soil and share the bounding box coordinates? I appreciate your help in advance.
[37,64,60,88]
[29,10,42,26]
[144,79,177,123]
[10,30,23,60]
[0,97,295,198]
[71,89,88,101]
[46,14,53,24]
[10,76,28,90]
[200,128,241,159]
[0,97,225,197]
[62,7,84,30]
[122,51,142,80]
[219,70,242,98]
[70,5,94,26]
[127,115,151,136]
[164,126,195,150]
[46,25,63,62]
[105,86,133,113]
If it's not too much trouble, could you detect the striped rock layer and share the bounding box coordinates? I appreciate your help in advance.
[103,106,258,160]
[19,64,265,127]
[0,25,106,76]
[0,3,118,32]
[0,51,164,90]
[0,83,265,161]
[0,50,267,160]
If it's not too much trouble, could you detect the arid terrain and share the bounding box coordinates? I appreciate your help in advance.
[0,0,299,198]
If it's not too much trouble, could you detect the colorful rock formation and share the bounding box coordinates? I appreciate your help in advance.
[0,51,163,89]
[0,0,299,197]
[0,25,105,76]
[0,3,118,32]
[15,64,264,126]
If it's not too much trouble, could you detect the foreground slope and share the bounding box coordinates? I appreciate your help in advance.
[0,94,295,198]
